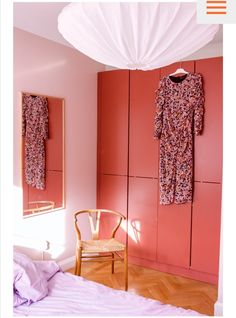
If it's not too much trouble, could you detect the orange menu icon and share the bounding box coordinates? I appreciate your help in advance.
[206,0,227,14]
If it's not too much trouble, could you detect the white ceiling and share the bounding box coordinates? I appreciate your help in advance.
[14,2,223,53]
[14,3,71,48]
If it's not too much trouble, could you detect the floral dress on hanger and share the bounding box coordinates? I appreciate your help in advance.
[154,73,204,204]
[22,94,48,190]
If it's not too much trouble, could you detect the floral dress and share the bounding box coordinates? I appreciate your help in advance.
[22,94,48,190]
[154,73,204,204]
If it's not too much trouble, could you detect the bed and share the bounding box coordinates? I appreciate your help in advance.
[13,251,202,316]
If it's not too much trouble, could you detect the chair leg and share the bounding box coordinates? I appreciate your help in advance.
[124,248,128,291]
[111,253,115,274]
[75,247,82,276]
[74,254,78,275]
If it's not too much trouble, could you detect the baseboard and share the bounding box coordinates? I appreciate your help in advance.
[58,256,76,271]
[214,301,223,316]
[129,256,218,284]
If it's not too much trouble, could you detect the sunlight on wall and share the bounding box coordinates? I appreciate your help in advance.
[14,59,67,79]
[47,243,67,259]
[13,234,49,251]
[13,183,70,260]
[13,185,23,224]
[121,219,141,243]
[13,211,71,260]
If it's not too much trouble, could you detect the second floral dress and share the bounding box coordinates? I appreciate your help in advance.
[22,94,48,190]
[154,73,204,205]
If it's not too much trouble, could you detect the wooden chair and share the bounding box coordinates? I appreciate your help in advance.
[74,209,128,291]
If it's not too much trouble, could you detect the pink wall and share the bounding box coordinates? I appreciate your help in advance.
[13,28,105,261]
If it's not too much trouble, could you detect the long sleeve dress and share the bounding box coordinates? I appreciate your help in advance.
[154,73,204,205]
[22,94,48,190]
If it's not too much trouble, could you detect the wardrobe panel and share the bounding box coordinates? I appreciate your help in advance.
[160,61,195,77]
[194,57,223,182]
[27,171,63,210]
[28,182,48,204]
[129,70,159,177]
[97,174,128,244]
[46,97,63,171]
[98,71,129,175]
[157,203,191,268]
[46,171,63,209]
[22,170,29,210]
[128,177,158,261]
[191,182,221,275]
[97,58,222,282]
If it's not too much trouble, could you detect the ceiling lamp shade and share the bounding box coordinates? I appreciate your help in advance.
[58,2,219,70]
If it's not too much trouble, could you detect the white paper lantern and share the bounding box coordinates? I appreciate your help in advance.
[58,2,219,70]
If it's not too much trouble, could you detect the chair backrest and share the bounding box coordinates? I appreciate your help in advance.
[74,209,126,240]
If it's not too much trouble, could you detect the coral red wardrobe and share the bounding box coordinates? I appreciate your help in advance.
[97,57,222,284]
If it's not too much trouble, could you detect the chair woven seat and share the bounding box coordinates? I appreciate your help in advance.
[80,238,125,253]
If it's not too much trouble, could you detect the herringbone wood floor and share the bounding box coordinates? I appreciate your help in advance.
[67,261,218,316]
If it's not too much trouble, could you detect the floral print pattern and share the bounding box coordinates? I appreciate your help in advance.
[154,73,204,204]
[22,94,48,190]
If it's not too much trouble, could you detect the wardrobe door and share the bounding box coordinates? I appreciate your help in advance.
[157,203,191,268]
[46,171,63,208]
[97,174,127,244]
[28,183,48,204]
[97,70,129,175]
[46,97,63,171]
[129,70,160,178]
[194,57,223,182]
[22,174,29,211]
[191,182,221,275]
[128,177,158,261]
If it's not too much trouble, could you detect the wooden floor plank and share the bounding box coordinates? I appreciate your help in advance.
[67,261,218,316]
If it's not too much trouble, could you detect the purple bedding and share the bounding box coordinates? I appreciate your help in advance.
[13,252,202,316]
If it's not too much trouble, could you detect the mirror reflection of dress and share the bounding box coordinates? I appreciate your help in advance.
[22,94,48,190]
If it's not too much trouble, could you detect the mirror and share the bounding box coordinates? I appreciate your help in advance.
[21,92,65,217]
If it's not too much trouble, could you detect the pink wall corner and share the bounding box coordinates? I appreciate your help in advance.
[14,27,105,261]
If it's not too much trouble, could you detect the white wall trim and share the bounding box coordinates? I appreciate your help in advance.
[58,256,76,271]
[214,200,223,316]
[214,301,223,316]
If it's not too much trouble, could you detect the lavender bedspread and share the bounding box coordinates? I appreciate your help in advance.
[13,254,202,316]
